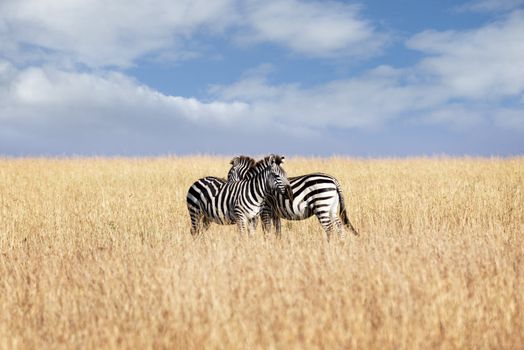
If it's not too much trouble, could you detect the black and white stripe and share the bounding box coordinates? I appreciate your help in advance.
[186,155,292,235]
[230,160,358,240]
[227,156,256,182]
[185,156,256,234]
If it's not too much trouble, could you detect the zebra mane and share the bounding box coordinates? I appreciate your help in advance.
[245,154,285,178]
[256,154,285,166]
[227,155,256,182]
[229,155,256,166]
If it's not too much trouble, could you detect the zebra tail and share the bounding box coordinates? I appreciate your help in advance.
[336,185,359,236]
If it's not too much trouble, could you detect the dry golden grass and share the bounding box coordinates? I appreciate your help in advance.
[0,156,523,349]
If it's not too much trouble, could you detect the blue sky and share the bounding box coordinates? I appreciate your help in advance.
[1,0,523,156]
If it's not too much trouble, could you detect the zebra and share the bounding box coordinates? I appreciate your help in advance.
[228,159,359,240]
[185,156,255,234]
[186,154,292,235]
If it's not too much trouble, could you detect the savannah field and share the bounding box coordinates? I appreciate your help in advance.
[0,156,523,349]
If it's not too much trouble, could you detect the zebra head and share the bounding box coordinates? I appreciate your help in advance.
[227,155,256,182]
[266,154,293,200]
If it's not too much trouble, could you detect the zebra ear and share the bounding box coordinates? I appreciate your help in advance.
[229,156,238,165]
[268,154,276,165]
[276,155,285,165]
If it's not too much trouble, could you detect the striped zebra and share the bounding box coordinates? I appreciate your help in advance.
[228,158,359,240]
[186,154,292,235]
[185,156,255,234]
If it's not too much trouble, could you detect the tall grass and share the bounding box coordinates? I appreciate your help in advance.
[0,156,522,349]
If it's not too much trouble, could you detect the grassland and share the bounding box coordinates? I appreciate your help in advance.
[0,156,523,349]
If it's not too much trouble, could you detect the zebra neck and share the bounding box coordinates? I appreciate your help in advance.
[249,168,273,205]
[245,161,269,179]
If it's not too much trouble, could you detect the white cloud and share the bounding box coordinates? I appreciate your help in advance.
[212,10,524,132]
[0,62,248,141]
[408,10,524,99]
[1,63,322,155]
[211,65,434,132]
[0,0,386,69]
[1,2,523,156]
[0,0,236,68]
[236,0,386,57]
[6,1,521,152]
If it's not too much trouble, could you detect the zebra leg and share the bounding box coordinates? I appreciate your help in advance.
[188,207,203,236]
[326,217,347,242]
[334,217,346,241]
[316,203,348,241]
[324,226,332,242]
[237,214,256,237]
[261,204,282,238]
[315,212,335,242]
[249,217,258,233]
[202,217,211,232]
[236,213,249,236]
[233,205,250,236]
[190,225,199,236]
[273,215,282,238]
[261,207,273,235]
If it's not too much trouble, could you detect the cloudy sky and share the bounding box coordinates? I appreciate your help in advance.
[1,0,523,156]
